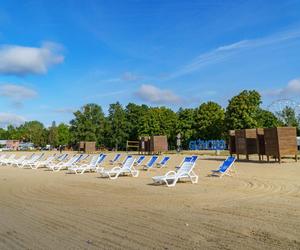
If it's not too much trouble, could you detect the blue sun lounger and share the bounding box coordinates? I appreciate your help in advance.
[190,155,198,163]
[143,156,159,170]
[134,155,145,166]
[211,156,236,177]
[110,153,121,164]
[156,156,170,168]
[176,155,197,169]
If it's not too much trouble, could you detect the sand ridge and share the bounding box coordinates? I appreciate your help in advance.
[0,152,299,249]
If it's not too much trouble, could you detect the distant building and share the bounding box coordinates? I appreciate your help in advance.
[0,140,20,150]
[6,140,20,150]
[18,142,34,150]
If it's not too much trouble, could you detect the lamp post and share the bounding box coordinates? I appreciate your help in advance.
[176,133,181,153]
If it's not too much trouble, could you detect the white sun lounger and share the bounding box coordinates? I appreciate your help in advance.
[68,154,107,174]
[10,155,27,166]
[97,157,138,179]
[47,154,83,172]
[56,153,68,162]
[0,154,7,163]
[19,154,45,168]
[29,155,56,169]
[0,154,7,165]
[1,154,16,166]
[152,161,198,187]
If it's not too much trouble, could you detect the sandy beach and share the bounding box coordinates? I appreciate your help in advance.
[0,152,299,249]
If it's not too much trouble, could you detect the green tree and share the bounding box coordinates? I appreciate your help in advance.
[176,108,196,148]
[138,107,161,136]
[225,90,261,130]
[0,128,8,139]
[137,107,177,148]
[19,121,47,146]
[156,107,178,139]
[277,106,300,135]
[125,103,149,140]
[70,103,106,145]
[277,106,299,127]
[256,108,282,128]
[57,123,71,145]
[107,102,128,150]
[6,125,20,140]
[194,102,225,140]
[48,126,59,147]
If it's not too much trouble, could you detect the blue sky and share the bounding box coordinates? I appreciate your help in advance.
[0,0,300,127]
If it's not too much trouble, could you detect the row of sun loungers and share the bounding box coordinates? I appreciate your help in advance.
[0,153,236,187]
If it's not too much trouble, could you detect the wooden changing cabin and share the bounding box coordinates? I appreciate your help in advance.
[79,141,96,153]
[229,130,236,155]
[150,136,168,154]
[235,129,258,160]
[256,128,266,161]
[264,127,298,163]
[139,136,168,154]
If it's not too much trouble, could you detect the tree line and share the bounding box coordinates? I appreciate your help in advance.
[0,90,299,150]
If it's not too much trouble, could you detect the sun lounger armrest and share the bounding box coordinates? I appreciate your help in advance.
[77,163,88,168]
[176,172,191,178]
[165,171,176,176]
[111,166,122,172]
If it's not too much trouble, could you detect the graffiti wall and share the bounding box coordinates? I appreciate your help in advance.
[189,139,226,150]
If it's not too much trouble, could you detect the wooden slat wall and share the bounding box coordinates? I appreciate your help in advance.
[235,129,258,156]
[150,136,168,153]
[256,128,265,156]
[229,130,236,154]
[264,127,297,162]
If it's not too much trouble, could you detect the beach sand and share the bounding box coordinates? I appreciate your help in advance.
[0,152,299,249]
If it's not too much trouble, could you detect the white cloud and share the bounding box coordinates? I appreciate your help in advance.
[0,84,37,100]
[53,108,75,114]
[0,84,37,108]
[280,79,300,96]
[104,78,121,83]
[266,78,300,97]
[0,112,25,127]
[135,84,182,104]
[101,72,140,83]
[121,72,140,81]
[90,90,126,99]
[169,29,300,79]
[0,42,64,76]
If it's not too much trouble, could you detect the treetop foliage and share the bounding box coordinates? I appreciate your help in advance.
[0,90,298,149]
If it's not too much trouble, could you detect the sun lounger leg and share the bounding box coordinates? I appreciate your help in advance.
[131,167,139,177]
[108,172,119,180]
[189,171,198,184]
[165,178,178,187]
